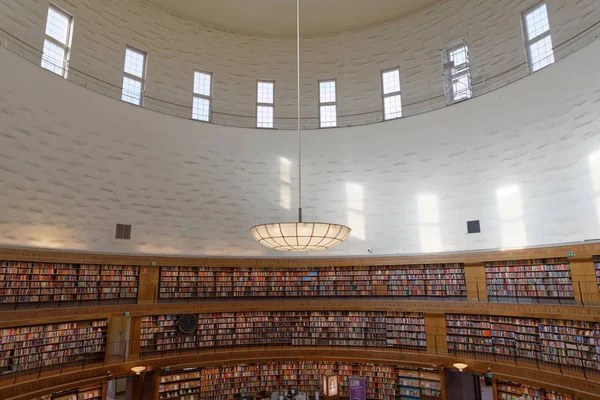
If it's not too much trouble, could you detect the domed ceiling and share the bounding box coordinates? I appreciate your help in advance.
[148,0,442,36]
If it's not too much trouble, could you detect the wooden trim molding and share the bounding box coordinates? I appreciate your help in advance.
[1,241,599,268]
[1,299,599,327]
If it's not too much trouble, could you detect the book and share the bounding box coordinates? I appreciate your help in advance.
[158,264,467,300]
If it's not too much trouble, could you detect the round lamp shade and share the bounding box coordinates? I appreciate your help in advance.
[250,222,351,251]
[453,363,468,372]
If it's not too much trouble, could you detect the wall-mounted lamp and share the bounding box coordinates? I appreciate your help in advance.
[453,363,468,372]
[131,366,146,375]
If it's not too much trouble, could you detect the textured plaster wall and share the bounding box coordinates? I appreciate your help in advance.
[1,35,600,256]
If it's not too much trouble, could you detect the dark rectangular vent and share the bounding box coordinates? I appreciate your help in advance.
[116,224,132,240]
[467,220,481,234]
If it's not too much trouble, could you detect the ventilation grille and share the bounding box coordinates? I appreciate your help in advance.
[466,220,481,234]
[115,224,132,240]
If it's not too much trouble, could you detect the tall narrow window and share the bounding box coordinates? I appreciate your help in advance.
[381,69,402,120]
[121,46,146,106]
[192,71,212,121]
[319,80,337,128]
[443,39,472,104]
[41,5,73,77]
[523,2,554,72]
[257,81,274,128]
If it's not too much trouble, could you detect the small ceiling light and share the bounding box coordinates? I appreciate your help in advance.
[249,0,350,251]
[131,366,146,375]
[453,363,468,372]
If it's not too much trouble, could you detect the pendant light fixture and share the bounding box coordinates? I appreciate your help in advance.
[250,0,351,251]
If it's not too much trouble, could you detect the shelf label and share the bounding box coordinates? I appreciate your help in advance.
[151,261,157,266]
[568,252,574,257]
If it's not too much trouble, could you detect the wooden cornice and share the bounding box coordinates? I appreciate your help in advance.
[1,299,599,327]
[1,241,598,267]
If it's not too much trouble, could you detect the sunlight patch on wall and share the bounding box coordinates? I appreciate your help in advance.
[417,194,442,253]
[497,185,527,249]
[346,182,365,241]
[588,151,600,228]
[279,157,291,210]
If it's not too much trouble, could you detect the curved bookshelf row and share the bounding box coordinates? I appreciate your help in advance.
[140,311,426,356]
[159,362,441,400]
[2,253,600,308]
[0,319,108,378]
[159,264,467,300]
[446,314,600,372]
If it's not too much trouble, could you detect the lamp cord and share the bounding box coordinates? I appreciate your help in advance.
[297,0,302,223]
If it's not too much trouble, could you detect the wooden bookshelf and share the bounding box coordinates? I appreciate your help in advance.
[497,380,583,400]
[159,363,442,400]
[158,264,467,300]
[33,384,104,400]
[0,319,108,378]
[0,261,139,306]
[446,314,600,373]
[593,256,600,291]
[140,311,425,356]
[398,369,442,399]
[485,258,574,301]
[538,318,600,371]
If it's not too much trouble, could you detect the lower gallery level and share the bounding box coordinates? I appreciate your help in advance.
[0,242,599,400]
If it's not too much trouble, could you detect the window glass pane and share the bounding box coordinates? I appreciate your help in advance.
[257,82,274,104]
[45,6,70,44]
[452,75,472,101]
[525,3,550,41]
[383,94,402,120]
[41,39,66,75]
[193,97,211,121]
[194,71,211,96]
[319,81,336,103]
[382,69,400,95]
[529,35,555,72]
[124,47,146,78]
[449,45,468,67]
[122,76,143,105]
[257,105,274,128]
[320,105,337,128]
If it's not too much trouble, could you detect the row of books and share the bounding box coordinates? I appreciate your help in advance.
[159,362,440,400]
[497,380,582,400]
[0,320,108,376]
[0,261,139,304]
[159,265,467,299]
[484,259,574,299]
[33,385,103,400]
[140,312,425,355]
[446,314,600,372]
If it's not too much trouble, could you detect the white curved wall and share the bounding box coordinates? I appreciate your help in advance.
[1,37,600,256]
[0,0,598,127]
